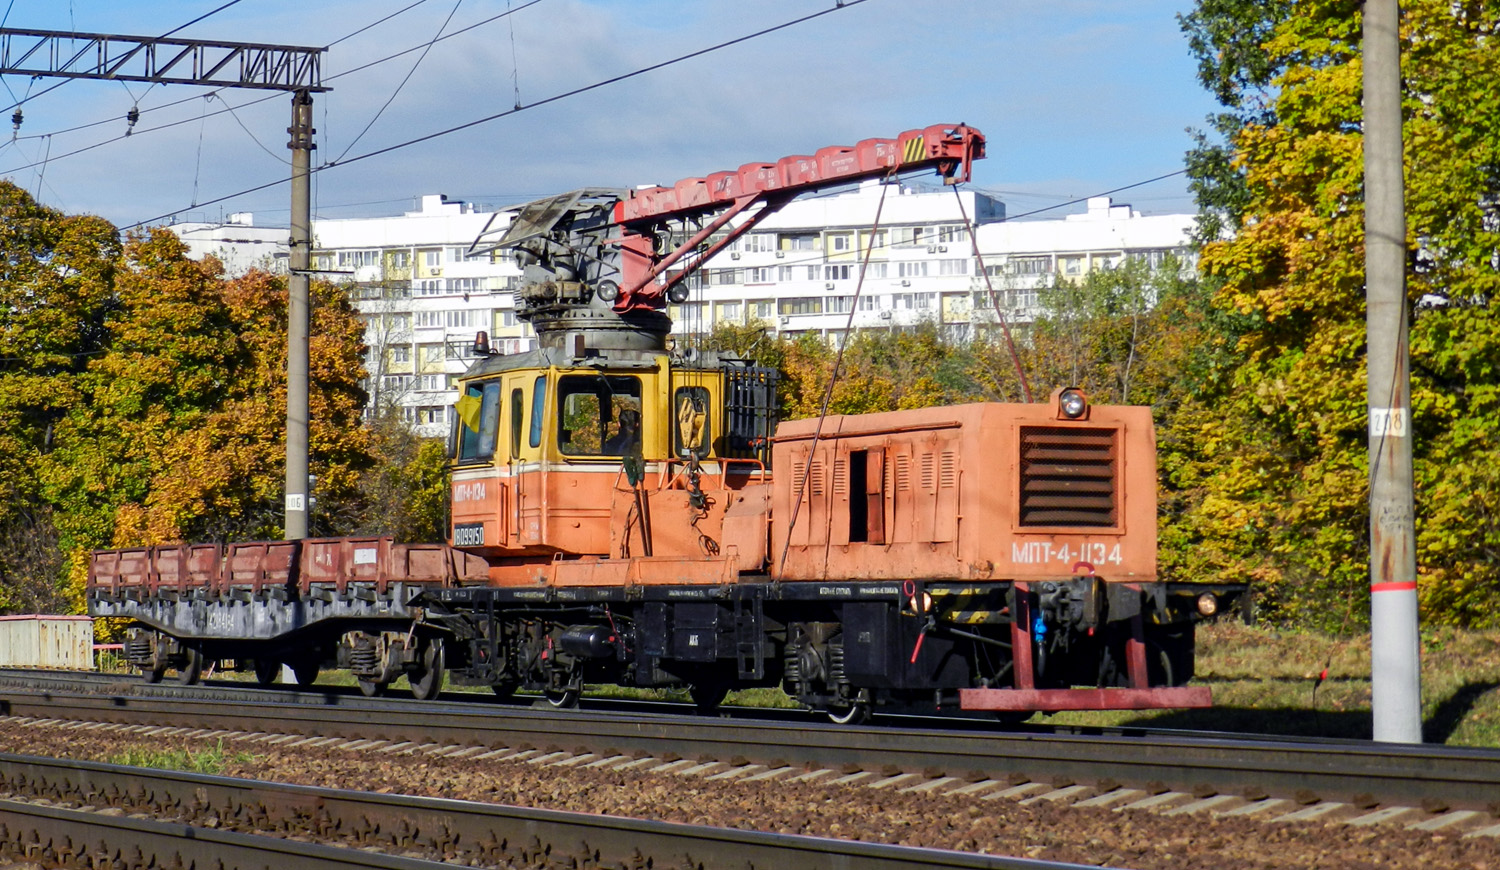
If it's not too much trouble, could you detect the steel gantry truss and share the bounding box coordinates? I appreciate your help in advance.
[0,28,328,92]
[0,27,327,541]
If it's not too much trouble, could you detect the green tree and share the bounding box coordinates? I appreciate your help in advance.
[1180,0,1500,627]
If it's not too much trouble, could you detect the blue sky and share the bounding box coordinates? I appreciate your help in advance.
[0,0,1221,227]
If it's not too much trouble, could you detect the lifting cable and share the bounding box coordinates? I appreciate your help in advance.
[777,174,894,576]
[953,186,1033,402]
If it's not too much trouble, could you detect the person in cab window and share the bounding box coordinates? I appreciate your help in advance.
[603,408,641,455]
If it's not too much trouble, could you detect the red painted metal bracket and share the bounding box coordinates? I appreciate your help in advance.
[958,686,1213,712]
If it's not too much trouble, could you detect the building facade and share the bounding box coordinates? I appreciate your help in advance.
[171,189,1194,437]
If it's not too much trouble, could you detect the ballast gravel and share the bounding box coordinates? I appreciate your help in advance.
[0,720,1494,870]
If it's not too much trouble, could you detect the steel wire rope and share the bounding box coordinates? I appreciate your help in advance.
[776,174,892,577]
[332,0,465,164]
[0,0,548,177]
[953,185,1032,402]
[121,0,872,228]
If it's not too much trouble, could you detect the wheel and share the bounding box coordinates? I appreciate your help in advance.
[253,658,280,687]
[143,663,166,684]
[689,682,730,715]
[292,659,320,688]
[177,648,203,686]
[544,687,580,709]
[828,699,876,726]
[356,678,388,697]
[490,681,519,701]
[408,642,445,701]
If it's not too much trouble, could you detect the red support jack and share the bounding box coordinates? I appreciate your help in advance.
[959,580,1213,713]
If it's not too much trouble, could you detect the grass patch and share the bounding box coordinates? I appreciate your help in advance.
[108,739,255,775]
[1040,621,1500,747]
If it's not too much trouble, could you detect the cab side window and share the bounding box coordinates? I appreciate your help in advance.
[456,381,502,463]
[673,386,711,457]
[557,375,642,456]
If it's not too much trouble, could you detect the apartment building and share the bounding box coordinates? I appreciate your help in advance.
[171,188,1194,437]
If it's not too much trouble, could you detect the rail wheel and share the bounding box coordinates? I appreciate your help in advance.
[253,658,280,686]
[292,659,320,688]
[177,648,203,686]
[825,690,872,725]
[408,643,445,701]
[689,682,730,715]
[544,687,580,709]
[356,677,389,697]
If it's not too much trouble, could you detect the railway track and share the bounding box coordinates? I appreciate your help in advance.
[0,670,1498,819]
[0,752,1071,869]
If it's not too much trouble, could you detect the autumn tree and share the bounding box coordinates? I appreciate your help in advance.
[1179,0,1500,627]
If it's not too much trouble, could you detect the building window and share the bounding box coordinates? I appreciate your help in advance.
[937,225,968,244]
[746,267,773,284]
[750,300,774,321]
[447,246,469,263]
[780,233,817,251]
[415,311,444,328]
[893,293,934,310]
[337,250,378,268]
[450,277,485,293]
[824,264,852,281]
[415,279,443,296]
[391,346,411,364]
[381,374,413,392]
[827,296,855,314]
[420,344,445,365]
[418,374,446,391]
[445,309,484,329]
[829,233,852,252]
[387,313,410,332]
[718,301,742,323]
[891,226,926,247]
[779,297,823,316]
[388,251,410,268]
[711,269,741,286]
[858,295,880,311]
[1007,256,1052,276]
[495,310,517,328]
[743,233,776,253]
[898,261,929,278]
[1060,256,1083,276]
[422,250,441,268]
[938,259,970,276]
[866,262,888,279]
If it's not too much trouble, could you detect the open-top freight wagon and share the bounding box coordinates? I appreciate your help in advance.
[89,125,1246,720]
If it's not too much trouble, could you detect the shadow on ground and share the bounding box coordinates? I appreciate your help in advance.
[1096,679,1500,743]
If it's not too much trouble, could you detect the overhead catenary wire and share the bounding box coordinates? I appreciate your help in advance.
[333,0,465,164]
[122,0,872,228]
[0,0,549,175]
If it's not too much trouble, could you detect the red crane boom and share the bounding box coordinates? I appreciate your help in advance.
[609,123,985,312]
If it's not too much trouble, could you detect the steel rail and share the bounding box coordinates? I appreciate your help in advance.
[0,682,1497,814]
[0,752,1086,870]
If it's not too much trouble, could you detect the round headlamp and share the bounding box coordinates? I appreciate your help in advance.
[1059,388,1087,419]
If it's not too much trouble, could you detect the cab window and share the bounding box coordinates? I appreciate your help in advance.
[509,387,523,459]
[529,375,546,448]
[557,375,642,456]
[456,381,502,463]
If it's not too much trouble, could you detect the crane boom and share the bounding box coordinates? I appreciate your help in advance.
[610,123,984,311]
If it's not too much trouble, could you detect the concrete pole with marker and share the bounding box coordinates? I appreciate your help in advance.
[1363,0,1423,744]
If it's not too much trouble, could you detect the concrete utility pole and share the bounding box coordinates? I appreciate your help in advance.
[0,28,328,542]
[1363,0,1423,743]
[284,91,315,539]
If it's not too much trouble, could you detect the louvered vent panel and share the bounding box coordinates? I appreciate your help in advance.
[810,461,825,496]
[833,460,847,495]
[920,454,936,490]
[1018,426,1117,527]
[895,455,911,491]
[939,452,958,488]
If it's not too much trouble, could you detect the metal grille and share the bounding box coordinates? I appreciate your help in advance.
[724,364,778,465]
[1018,426,1118,527]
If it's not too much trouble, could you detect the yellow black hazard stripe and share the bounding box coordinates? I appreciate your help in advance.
[902,136,925,164]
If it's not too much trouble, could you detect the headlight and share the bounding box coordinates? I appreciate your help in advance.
[1196,593,1219,617]
[1059,388,1087,419]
